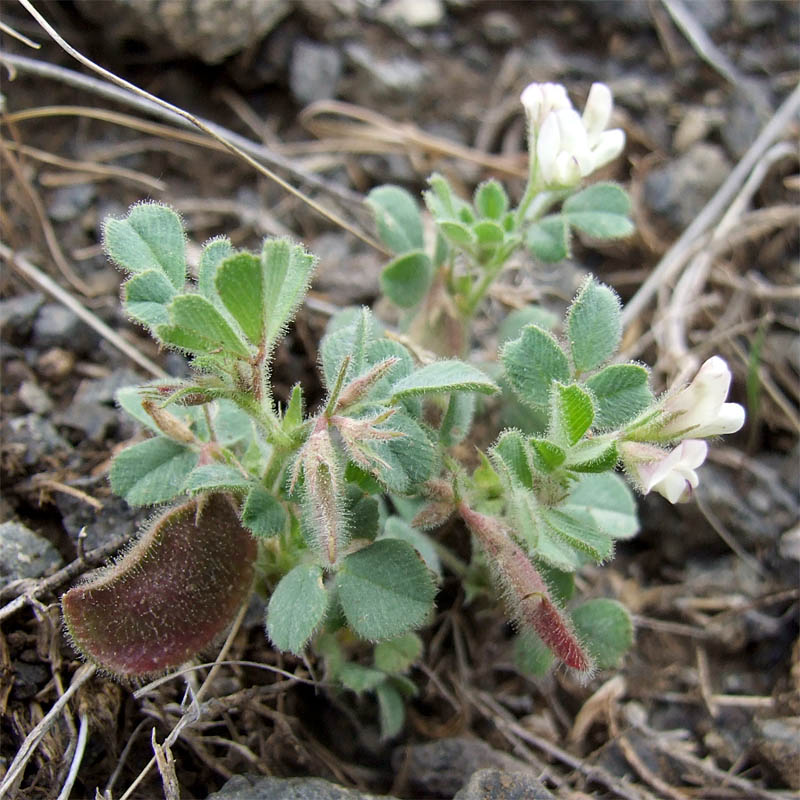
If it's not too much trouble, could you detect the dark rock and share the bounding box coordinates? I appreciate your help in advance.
[644,143,731,232]
[720,95,766,159]
[33,304,97,354]
[453,769,555,800]
[205,774,400,800]
[11,661,50,701]
[0,520,63,582]
[392,737,532,797]
[290,40,343,105]
[54,476,148,551]
[753,718,800,789]
[0,293,44,340]
[4,414,72,469]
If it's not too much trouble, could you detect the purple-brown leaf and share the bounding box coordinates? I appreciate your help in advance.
[62,494,256,678]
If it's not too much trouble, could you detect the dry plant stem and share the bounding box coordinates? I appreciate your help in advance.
[55,710,88,800]
[0,51,363,211]
[6,8,386,254]
[621,81,800,330]
[0,243,168,378]
[616,735,689,800]
[0,663,96,799]
[660,142,797,374]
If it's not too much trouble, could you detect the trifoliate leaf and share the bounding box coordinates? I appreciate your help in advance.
[197,237,234,304]
[374,633,423,673]
[104,202,186,290]
[566,278,622,373]
[123,270,175,329]
[390,360,498,401]
[474,179,509,220]
[215,252,264,345]
[242,485,287,538]
[562,473,639,540]
[585,364,653,428]
[563,182,634,239]
[182,464,250,496]
[366,185,424,253]
[501,325,570,408]
[571,598,634,669]
[380,250,432,308]
[266,564,328,655]
[110,437,198,506]
[337,539,436,641]
[551,382,595,446]
[166,294,251,358]
[526,215,570,263]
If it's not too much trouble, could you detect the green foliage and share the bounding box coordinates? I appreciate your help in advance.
[336,539,436,641]
[567,278,622,373]
[390,360,498,401]
[380,251,432,308]
[586,365,653,428]
[242,486,287,538]
[562,183,634,240]
[501,325,570,408]
[526,215,570,262]
[571,599,634,669]
[266,564,329,654]
[366,185,425,253]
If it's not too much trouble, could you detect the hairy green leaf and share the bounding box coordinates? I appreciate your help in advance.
[366,185,424,253]
[585,364,653,428]
[380,250,432,308]
[526,215,570,263]
[242,485,287,538]
[166,294,251,358]
[552,383,595,446]
[215,252,264,344]
[572,598,633,669]
[513,629,554,676]
[529,438,566,473]
[197,237,235,304]
[491,430,534,489]
[267,564,328,655]
[563,473,639,540]
[182,464,250,495]
[541,508,614,563]
[110,437,198,506]
[374,633,423,673]
[439,391,476,446]
[474,179,509,220]
[104,202,186,289]
[337,539,436,641]
[376,682,406,739]
[390,360,498,401]
[567,278,622,373]
[381,516,442,576]
[564,439,619,473]
[123,270,175,329]
[563,183,634,239]
[501,325,569,408]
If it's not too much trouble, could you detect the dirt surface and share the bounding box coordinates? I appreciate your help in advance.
[1,1,799,798]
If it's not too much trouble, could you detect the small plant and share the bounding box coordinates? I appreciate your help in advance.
[62,82,744,736]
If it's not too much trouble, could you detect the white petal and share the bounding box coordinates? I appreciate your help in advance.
[520,84,544,122]
[654,471,692,504]
[536,113,561,183]
[553,151,582,186]
[582,82,612,141]
[591,129,625,169]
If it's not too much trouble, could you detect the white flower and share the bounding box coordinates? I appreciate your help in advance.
[660,357,746,439]
[520,81,625,188]
[622,440,708,504]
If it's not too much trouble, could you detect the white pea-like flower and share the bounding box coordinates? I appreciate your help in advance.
[621,440,709,504]
[520,80,625,188]
[659,357,746,439]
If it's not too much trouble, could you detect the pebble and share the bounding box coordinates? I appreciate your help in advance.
[391,737,532,797]
[720,94,765,159]
[0,293,44,340]
[482,10,521,45]
[205,775,400,800]
[453,769,555,800]
[47,184,96,223]
[33,304,97,355]
[289,40,343,105]
[55,402,118,442]
[754,718,800,789]
[36,347,76,382]
[4,414,72,469]
[0,520,63,583]
[72,367,144,406]
[643,143,731,231]
[345,42,429,96]
[18,380,54,415]
[379,0,444,28]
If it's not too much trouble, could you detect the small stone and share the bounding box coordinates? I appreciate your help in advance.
[392,738,531,797]
[482,10,521,45]
[644,143,731,231]
[720,96,764,159]
[289,40,343,105]
[453,769,555,800]
[0,293,44,340]
[36,347,76,381]
[18,380,54,415]
[33,304,96,354]
[345,42,429,96]
[673,106,724,152]
[379,0,444,28]
[753,718,800,789]
[72,367,144,406]
[4,414,72,469]
[55,402,118,442]
[205,774,400,800]
[0,520,63,583]
[47,184,96,223]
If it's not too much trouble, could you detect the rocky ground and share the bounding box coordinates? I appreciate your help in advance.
[1,1,798,798]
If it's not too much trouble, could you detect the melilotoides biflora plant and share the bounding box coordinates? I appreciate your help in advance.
[62,81,745,737]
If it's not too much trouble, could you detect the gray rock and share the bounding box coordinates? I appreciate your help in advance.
[205,774,400,800]
[4,414,72,468]
[75,0,291,64]
[379,0,444,28]
[482,10,521,45]
[453,769,555,800]
[753,718,800,789]
[720,95,765,159]
[0,521,63,582]
[55,403,118,442]
[72,368,144,406]
[55,476,149,551]
[33,304,96,354]
[0,293,44,339]
[644,143,731,231]
[290,40,343,105]
[18,380,54,415]
[345,42,429,96]
[47,184,96,223]
[392,737,532,797]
